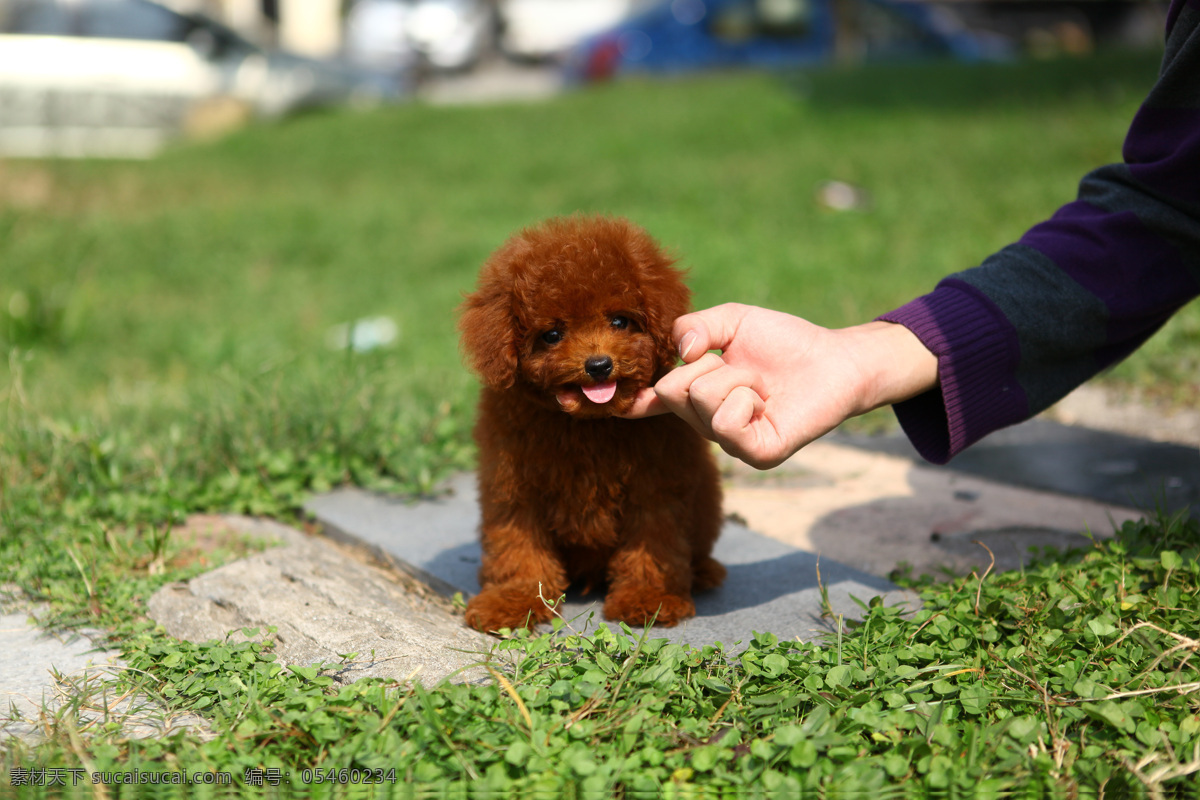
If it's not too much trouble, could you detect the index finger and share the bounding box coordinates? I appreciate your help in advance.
[673,303,752,363]
[616,386,669,419]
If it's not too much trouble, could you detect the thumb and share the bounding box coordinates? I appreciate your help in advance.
[672,303,751,363]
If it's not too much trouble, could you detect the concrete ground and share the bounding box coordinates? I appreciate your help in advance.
[419,58,564,106]
[0,599,207,743]
[0,606,123,742]
[719,439,1142,580]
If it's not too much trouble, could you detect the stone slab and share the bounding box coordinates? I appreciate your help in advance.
[306,474,920,650]
[146,516,495,687]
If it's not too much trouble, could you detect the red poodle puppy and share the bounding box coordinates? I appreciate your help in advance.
[458,215,725,632]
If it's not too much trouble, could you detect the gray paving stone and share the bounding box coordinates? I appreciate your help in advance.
[306,473,920,650]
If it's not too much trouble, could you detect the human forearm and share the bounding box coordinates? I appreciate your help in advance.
[836,320,939,415]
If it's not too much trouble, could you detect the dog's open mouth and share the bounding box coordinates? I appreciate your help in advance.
[556,380,623,411]
[580,381,618,404]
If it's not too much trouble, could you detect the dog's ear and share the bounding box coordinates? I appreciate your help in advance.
[643,268,692,370]
[458,266,519,390]
[623,225,691,370]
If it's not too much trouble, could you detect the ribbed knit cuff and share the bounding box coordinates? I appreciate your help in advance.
[877,279,1029,464]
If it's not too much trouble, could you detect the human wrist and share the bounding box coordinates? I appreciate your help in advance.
[845,320,939,414]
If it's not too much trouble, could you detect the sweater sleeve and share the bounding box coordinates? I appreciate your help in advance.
[878,0,1200,464]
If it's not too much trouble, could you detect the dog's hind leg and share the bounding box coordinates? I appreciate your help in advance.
[691,555,727,592]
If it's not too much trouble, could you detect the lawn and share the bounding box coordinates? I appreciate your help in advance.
[2,49,1198,794]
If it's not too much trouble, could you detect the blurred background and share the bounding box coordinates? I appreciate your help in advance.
[0,0,1168,156]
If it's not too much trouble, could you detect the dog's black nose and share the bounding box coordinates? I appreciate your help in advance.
[585,356,613,380]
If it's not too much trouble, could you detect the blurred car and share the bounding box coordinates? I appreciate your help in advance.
[344,0,495,72]
[0,0,407,157]
[497,0,656,60]
[565,0,1010,82]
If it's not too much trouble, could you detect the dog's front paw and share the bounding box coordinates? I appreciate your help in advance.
[464,584,557,633]
[604,591,695,628]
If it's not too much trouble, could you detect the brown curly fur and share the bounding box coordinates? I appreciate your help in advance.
[458,215,725,633]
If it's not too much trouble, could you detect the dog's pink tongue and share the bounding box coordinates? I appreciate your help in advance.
[582,381,618,404]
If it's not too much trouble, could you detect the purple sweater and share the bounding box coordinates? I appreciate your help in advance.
[880,0,1200,464]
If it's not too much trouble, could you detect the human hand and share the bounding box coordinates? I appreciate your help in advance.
[620,304,938,469]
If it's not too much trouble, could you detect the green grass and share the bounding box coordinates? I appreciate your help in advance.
[2,49,1198,794]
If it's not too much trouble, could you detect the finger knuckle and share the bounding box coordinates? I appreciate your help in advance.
[688,383,716,408]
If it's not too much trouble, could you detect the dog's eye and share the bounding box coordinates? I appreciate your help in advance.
[541,329,563,345]
[610,316,631,330]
